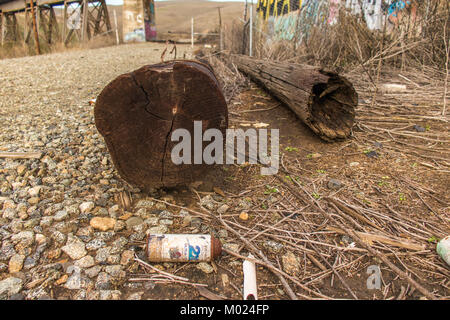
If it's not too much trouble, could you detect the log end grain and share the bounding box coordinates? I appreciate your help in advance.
[94,60,228,190]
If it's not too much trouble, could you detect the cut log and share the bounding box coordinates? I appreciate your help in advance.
[230,54,358,141]
[94,60,228,190]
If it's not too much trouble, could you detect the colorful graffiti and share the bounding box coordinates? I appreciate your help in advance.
[257,0,301,20]
[259,0,420,43]
[144,0,157,41]
[123,0,157,43]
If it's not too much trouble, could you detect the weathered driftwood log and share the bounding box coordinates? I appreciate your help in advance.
[95,60,228,189]
[230,54,358,141]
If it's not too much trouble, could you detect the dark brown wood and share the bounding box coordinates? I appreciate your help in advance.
[95,60,228,190]
[231,54,358,141]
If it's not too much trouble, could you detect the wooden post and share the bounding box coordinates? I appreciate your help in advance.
[1,13,4,47]
[244,0,248,21]
[0,12,5,47]
[191,17,194,48]
[62,0,67,44]
[30,0,40,54]
[81,0,88,42]
[24,8,28,43]
[218,7,223,51]
[249,1,253,57]
[113,9,119,45]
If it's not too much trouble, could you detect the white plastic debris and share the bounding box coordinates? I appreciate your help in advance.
[380,83,407,93]
[243,253,258,300]
[437,236,450,266]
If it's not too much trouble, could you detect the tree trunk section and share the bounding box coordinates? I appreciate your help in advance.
[95,60,228,190]
[230,54,358,141]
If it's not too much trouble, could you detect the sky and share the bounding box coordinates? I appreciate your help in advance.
[106,0,250,6]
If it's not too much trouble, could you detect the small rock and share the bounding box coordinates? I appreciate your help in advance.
[282,251,300,275]
[28,197,40,205]
[75,255,95,268]
[365,150,378,158]
[28,186,42,197]
[62,240,87,260]
[54,210,69,222]
[223,243,239,253]
[239,212,249,221]
[90,217,116,231]
[159,210,173,219]
[181,215,192,227]
[85,266,102,278]
[95,272,111,290]
[159,219,173,226]
[120,250,135,265]
[264,240,284,253]
[217,229,228,239]
[86,239,106,251]
[413,125,426,132]
[0,277,23,298]
[147,225,168,234]
[221,273,229,287]
[114,220,126,232]
[327,178,343,190]
[79,202,95,214]
[99,290,121,300]
[126,217,144,230]
[127,292,144,300]
[217,204,229,214]
[105,265,123,277]
[196,262,214,274]
[95,247,111,263]
[9,254,25,273]
[349,162,360,167]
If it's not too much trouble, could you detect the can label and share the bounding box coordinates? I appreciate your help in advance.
[147,234,212,262]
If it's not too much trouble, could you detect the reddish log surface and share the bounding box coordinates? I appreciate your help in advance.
[95,60,228,190]
[231,54,358,141]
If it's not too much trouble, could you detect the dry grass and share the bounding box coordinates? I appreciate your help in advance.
[224,1,450,74]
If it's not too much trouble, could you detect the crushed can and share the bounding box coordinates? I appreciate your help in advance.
[146,234,222,262]
[437,235,450,266]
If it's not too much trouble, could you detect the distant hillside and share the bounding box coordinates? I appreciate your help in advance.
[109,0,245,39]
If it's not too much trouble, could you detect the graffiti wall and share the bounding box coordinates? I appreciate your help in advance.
[123,0,157,43]
[257,0,419,42]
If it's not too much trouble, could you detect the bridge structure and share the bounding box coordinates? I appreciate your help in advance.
[0,0,112,47]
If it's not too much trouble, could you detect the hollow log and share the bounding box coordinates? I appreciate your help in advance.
[230,54,358,141]
[94,60,228,190]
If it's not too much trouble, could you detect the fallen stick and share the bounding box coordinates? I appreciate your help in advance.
[325,197,384,232]
[274,175,438,300]
[326,226,426,251]
[0,152,42,159]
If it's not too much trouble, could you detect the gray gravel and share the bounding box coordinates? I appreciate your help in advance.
[0,43,194,300]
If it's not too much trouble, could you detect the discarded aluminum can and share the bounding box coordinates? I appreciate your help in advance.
[436,235,450,266]
[146,234,222,262]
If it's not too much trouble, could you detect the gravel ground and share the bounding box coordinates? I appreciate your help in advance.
[0,43,196,300]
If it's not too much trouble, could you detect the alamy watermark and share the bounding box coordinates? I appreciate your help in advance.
[366,265,381,290]
[170,121,279,175]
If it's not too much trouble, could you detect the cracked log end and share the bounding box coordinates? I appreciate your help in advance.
[94,60,228,190]
[307,72,358,141]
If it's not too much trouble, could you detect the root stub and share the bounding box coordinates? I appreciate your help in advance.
[94,60,228,190]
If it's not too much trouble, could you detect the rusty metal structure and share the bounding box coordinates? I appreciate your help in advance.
[0,0,112,46]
